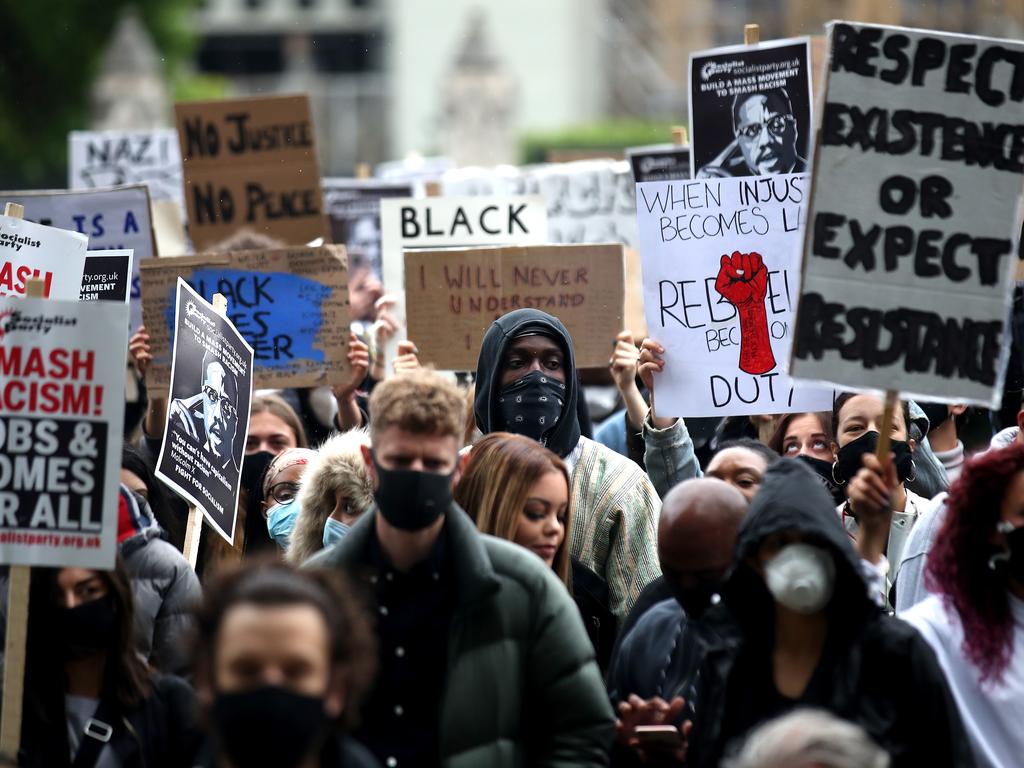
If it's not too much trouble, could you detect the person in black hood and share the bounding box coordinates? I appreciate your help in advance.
[685,459,974,768]
[474,308,662,620]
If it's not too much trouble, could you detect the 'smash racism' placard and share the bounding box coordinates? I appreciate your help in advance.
[0,296,128,568]
[690,37,813,179]
[0,186,155,328]
[140,245,349,390]
[0,213,87,299]
[69,129,185,215]
[637,174,832,417]
[405,244,625,371]
[156,280,253,543]
[790,22,1024,407]
[175,94,326,251]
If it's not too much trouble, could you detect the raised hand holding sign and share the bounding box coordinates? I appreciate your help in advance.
[714,251,775,375]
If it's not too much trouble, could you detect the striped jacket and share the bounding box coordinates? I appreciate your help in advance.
[568,436,661,621]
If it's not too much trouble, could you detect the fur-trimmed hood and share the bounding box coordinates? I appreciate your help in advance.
[286,429,374,565]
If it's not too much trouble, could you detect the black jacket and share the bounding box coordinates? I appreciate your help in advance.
[571,558,616,671]
[474,308,581,458]
[192,733,382,768]
[20,674,200,768]
[687,459,974,768]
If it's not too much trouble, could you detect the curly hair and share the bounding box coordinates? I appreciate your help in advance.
[368,370,465,442]
[925,441,1024,685]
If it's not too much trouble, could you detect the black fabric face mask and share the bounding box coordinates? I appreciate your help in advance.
[498,371,566,444]
[59,594,117,661]
[372,456,454,531]
[796,455,847,505]
[212,686,327,768]
[833,431,914,485]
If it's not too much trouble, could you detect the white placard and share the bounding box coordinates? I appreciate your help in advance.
[0,214,87,300]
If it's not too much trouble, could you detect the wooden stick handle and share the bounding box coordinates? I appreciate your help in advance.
[184,506,203,569]
[876,389,898,460]
[744,24,760,45]
[671,125,689,146]
[3,202,24,218]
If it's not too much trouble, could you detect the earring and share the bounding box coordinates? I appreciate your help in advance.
[831,463,846,486]
[988,551,1010,571]
[905,460,917,484]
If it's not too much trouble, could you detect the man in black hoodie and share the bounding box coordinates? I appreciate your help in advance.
[686,459,974,768]
[474,308,661,620]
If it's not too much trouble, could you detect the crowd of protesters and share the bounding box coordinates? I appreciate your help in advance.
[1,292,1022,768]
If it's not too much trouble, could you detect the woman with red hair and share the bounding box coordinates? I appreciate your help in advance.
[902,442,1024,768]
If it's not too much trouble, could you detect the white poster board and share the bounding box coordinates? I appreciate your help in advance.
[379,195,548,362]
[0,214,87,299]
[0,296,128,568]
[637,174,832,417]
[790,22,1024,407]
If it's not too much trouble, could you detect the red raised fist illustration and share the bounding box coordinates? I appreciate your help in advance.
[714,251,776,375]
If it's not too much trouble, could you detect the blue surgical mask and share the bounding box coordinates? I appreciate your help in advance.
[266,498,299,549]
[322,517,351,548]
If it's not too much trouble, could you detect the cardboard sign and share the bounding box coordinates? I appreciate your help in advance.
[0,213,87,299]
[405,244,625,371]
[627,144,692,183]
[636,174,832,417]
[689,37,813,179]
[442,161,639,248]
[0,296,128,568]
[69,129,185,215]
[321,178,413,276]
[156,280,253,543]
[141,245,350,391]
[175,94,326,251]
[790,22,1024,407]
[81,250,133,303]
[0,186,155,328]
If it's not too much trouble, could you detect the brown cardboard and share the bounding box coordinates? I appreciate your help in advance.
[141,245,350,390]
[405,244,625,371]
[175,94,326,251]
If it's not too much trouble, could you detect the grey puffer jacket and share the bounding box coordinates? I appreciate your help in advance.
[120,490,201,677]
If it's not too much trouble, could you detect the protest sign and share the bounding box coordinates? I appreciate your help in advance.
[689,37,812,179]
[636,174,832,417]
[175,94,326,251]
[0,295,128,568]
[0,213,87,299]
[0,185,155,328]
[790,22,1024,407]
[442,160,639,248]
[405,244,625,371]
[322,178,413,276]
[69,129,185,214]
[81,250,133,303]
[627,144,692,183]
[140,245,350,390]
[156,280,253,543]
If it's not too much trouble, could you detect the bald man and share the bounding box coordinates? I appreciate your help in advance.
[607,478,748,764]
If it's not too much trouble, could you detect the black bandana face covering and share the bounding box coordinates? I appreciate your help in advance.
[498,371,566,444]
[833,431,914,485]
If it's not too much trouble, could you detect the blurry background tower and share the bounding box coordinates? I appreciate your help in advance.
[90,7,172,130]
[439,11,517,167]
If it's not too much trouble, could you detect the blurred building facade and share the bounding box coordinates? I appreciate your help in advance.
[189,0,1024,170]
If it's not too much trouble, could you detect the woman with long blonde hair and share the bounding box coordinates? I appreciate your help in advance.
[456,432,614,668]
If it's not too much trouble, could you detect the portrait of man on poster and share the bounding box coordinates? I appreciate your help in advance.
[168,349,240,471]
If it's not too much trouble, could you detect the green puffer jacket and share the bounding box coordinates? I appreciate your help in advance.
[305,504,615,768]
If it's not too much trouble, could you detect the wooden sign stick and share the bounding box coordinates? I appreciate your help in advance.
[355,162,371,180]
[744,23,760,45]
[0,209,41,753]
[876,389,899,461]
[182,293,229,570]
[671,125,689,146]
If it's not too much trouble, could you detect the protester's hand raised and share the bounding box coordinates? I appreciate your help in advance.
[610,330,639,392]
[333,333,369,401]
[393,341,421,374]
[849,450,898,565]
[128,325,152,377]
[372,296,400,349]
[616,694,690,763]
[638,338,665,394]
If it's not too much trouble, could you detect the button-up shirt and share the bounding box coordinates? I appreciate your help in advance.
[355,523,454,768]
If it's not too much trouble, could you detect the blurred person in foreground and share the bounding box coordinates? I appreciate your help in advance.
[306,370,614,767]
[899,443,1024,768]
[192,561,378,768]
[20,559,200,767]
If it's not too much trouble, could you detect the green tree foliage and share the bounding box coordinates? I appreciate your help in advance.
[520,120,680,165]
[0,0,202,189]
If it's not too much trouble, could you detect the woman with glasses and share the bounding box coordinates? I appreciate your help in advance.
[261,447,319,552]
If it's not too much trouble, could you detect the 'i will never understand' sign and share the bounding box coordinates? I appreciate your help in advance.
[791,22,1024,407]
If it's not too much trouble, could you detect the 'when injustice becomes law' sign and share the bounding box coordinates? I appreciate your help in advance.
[791,22,1024,406]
